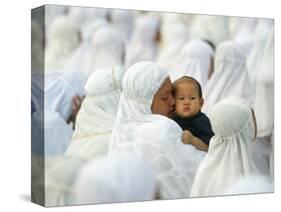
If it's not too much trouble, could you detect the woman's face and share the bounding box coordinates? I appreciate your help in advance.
[151,78,175,118]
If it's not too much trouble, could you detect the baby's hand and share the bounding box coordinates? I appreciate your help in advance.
[182,130,193,145]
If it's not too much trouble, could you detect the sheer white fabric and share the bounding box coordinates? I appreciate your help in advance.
[253,28,274,137]
[169,39,214,88]
[82,26,125,77]
[65,66,124,160]
[125,14,159,68]
[45,15,81,72]
[190,97,260,197]
[31,20,44,73]
[109,61,205,199]
[202,41,252,115]
[73,154,157,204]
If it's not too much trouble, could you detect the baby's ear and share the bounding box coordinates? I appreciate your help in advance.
[200,98,204,108]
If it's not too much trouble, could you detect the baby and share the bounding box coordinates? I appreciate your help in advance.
[172,76,214,152]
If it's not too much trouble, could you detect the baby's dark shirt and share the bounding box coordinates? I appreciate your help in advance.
[172,111,214,146]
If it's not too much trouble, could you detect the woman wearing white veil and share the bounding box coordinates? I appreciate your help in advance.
[202,41,252,115]
[65,66,124,160]
[169,39,214,89]
[190,97,261,197]
[109,61,205,199]
[125,14,160,68]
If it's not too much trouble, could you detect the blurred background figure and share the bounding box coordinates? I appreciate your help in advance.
[202,41,252,114]
[125,13,160,68]
[45,15,81,72]
[73,154,157,205]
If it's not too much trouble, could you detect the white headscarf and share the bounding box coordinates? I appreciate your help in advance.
[73,153,157,205]
[190,97,260,197]
[109,61,205,199]
[169,39,214,88]
[65,66,124,159]
[253,27,274,137]
[82,26,125,77]
[125,14,159,68]
[45,71,87,121]
[45,15,81,72]
[202,41,252,114]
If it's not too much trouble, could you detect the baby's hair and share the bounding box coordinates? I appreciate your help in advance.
[173,76,202,98]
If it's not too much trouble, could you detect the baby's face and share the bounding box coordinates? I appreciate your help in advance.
[174,81,203,118]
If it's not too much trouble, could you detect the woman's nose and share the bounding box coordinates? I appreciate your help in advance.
[170,95,175,106]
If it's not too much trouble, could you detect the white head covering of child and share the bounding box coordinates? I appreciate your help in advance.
[65,66,124,159]
[190,97,260,197]
[125,14,159,68]
[109,61,205,199]
[202,41,252,114]
[169,39,214,88]
[82,26,125,77]
[73,153,157,204]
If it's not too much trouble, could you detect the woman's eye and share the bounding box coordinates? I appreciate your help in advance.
[191,97,195,100]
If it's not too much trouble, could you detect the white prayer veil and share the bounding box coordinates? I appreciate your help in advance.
[109,61,205,199]
[202,41,252,115]
[65,66,124,159]
[73,153,157,205]
[253,27,274,137]
[190,97,260,197]
[169,39,214,88]
[82,26,125,77]
[45,15,81,72]
[125,14,160,68]
[45,71,87,121]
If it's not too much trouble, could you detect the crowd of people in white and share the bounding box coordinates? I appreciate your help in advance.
[31,5,274,207]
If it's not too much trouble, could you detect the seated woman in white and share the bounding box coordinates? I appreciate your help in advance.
[65,66,125,160]
[109,61,205,199]
[190,96,261,197]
